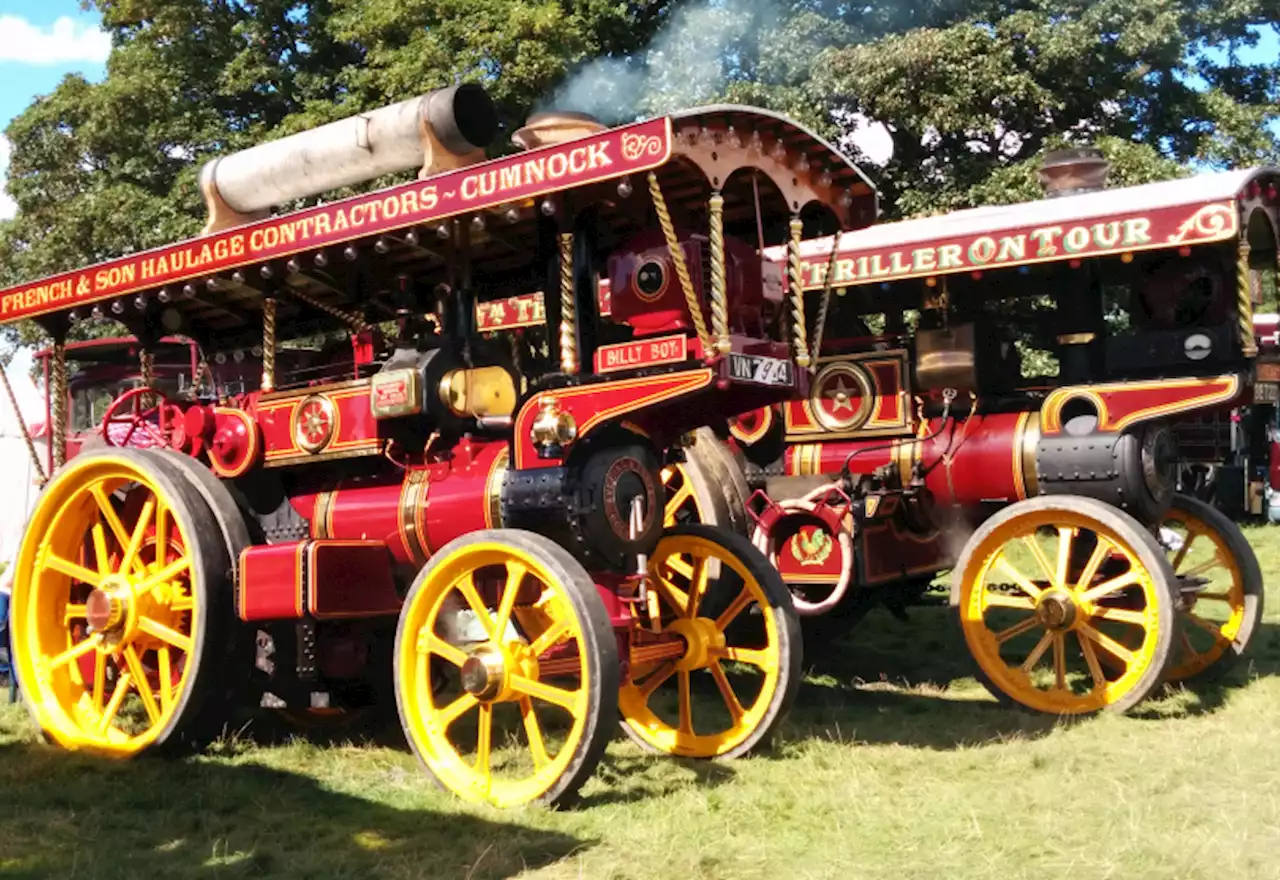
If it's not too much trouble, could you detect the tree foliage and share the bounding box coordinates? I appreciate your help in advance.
[1,0,1277,353]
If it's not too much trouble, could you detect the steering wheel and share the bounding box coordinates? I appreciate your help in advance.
[100,386,178,449]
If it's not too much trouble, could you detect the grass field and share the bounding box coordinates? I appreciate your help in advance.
[4,524,1280,880]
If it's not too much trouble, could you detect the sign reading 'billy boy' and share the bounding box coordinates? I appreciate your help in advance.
[0,117,673,323]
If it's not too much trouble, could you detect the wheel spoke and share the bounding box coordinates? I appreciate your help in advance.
[1073,538,1111,591]
[154,502,169,566]
[994,554,1043,600]
[1022,534,1056,585]
[122,645,161,725]
[92,524,110,577]
[474,704,493,777]
[418,629,468,666]
[1078,571,1141,604]
[509,675,580,711]
[994,615,1041,644]
[1054,527,1074,590]
[983,592,1035,611]
[1076,631,1106,690]
[685,557,709,619]
[437,692,479,727]
[1077,621,1136,667]
[97,670,132,736]
[519,697,549,771]
[1185,612,1230,643]
[1019,630,1054,673]
[454,574,494,638]
[1181,553,1225,580]
[720,646,773,670]
[649,572,691,618]
[638,661,676,699]
[137,617,192,653]
[665,483,694,522]
[492,561,527,639]
[1171,530,1200,572]
[41,552,102,588]
[48,634,102,671]
[677,670,693,735]
[1089,606,1147,626]
[157,646,173,713]
[708,660,745,723]
[527,618,570,658]
[714,587,754,631]
[63,603,87,624]
[90,485,141,574]
[1052,633,1067,691]
[120,498,155,575]
[137,557,191,595]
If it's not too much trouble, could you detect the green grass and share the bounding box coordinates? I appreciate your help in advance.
[5,525,1280,880]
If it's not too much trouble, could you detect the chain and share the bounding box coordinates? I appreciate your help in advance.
[812,232,840,360]
[51,342,67,468]
[647,172,711,351]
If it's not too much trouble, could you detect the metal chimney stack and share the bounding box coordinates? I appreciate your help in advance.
[1036,146,1111,198]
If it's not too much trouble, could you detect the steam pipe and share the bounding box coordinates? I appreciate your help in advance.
[198,83,498,233]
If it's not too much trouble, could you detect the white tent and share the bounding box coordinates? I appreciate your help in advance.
[0,352,48,595]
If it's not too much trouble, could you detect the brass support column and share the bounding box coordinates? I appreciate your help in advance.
[139,348,155,408]
[647,172,711,351]
[51,341,67,468]
[708,191,730,355]
[262,296,277,392]
[1239,239,1258,358]
[287,288,370,334]
[559,232,578,374]
[788,216,811,369]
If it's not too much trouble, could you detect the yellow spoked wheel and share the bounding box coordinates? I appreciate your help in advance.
[662,430,751,536]
[394,529,618,808]
[11,449,233,754]
[619,524,801,758]
[950,496,1176,715]
[1157,494,1264,682]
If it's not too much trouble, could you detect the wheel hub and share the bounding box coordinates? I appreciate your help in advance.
[666,616,725,672]
[460,645,507,701]
[85,578,131,635]
[1035,589,1077,631]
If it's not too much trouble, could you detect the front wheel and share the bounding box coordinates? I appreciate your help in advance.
[619,524,801,758]
[393,529,618,809]
[950,496,1177,715]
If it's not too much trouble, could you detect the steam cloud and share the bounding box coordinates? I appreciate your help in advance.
[540,0,782,125]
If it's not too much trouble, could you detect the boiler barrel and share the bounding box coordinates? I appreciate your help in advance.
[199,83,498,215]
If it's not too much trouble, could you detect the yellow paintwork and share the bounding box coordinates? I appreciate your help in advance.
[957,509,1165,714]
[619,532,782,756]
[396,540,591,808]
[1160,507,1247,681]
[12,454,198,754]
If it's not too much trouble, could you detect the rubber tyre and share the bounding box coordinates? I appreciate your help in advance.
[619,523,802,759]
[393,528,618,808]
[11,447,238,754]
[949,495,1177,716]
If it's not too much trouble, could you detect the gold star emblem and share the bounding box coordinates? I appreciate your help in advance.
[826,377,855,413]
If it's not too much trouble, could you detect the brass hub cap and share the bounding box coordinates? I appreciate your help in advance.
[85,578,131,635]
[1035,589,1077,631]
[460,646,507,701]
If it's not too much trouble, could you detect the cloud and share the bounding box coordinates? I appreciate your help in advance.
[0,14,111,65]
[0,136,14,221]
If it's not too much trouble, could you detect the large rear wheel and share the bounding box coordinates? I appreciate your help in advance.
[11,449,235,754]
[950,496,1176,715]
[619,525,801,758]
[1157,494,1264,683]
[394,529,617,808]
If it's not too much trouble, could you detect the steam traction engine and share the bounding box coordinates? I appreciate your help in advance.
[1,85,881,806]
[723,153,1273,715]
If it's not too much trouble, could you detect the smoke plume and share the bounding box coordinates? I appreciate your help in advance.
[540,0,782,125]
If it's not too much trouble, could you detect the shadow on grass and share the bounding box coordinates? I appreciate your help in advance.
[0,730,592,880]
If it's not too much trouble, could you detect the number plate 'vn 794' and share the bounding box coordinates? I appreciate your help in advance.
[727,353,794,387]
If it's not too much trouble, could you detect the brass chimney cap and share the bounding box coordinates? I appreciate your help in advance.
[1036,146,1111,198]
[512,111,607,150]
